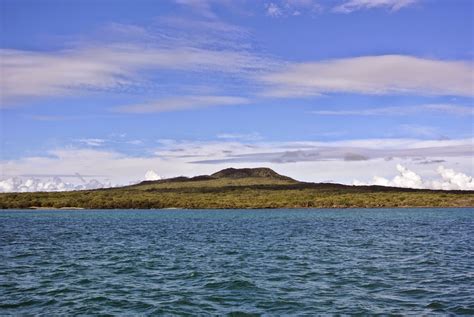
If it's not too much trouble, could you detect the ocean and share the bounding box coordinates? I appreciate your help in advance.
[1,208,473,315]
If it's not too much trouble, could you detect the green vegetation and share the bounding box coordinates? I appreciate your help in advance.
[1,167,473,209]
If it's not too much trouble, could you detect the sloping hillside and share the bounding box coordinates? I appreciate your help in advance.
[1,168,473,209]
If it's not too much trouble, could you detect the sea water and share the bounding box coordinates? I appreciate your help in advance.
[1,208,473,315]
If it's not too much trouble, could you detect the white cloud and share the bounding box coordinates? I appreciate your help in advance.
[1,45,273,104]
[261,55,474,97]
[1,138,472,192]
[115,95,249,113]
[4,20,471,108]
[144,170,162,181]
[383,164,423,188]
[333,0,418,13]
[311,138,472,149]
[0,176,111,193]
[265,0,322,17]
[0,20,276,105]
[354,164,474,190]
[265,3,284,17]
[433,166,474,190]
[311,104,473,116]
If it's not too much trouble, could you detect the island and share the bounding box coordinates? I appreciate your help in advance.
[1,168,473,209]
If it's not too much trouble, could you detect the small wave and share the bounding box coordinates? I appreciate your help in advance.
[205,279,259,291]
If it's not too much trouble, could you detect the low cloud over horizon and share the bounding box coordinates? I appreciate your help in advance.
[1,163,472,193]
[1,137,473,192]
[354,164,474,191]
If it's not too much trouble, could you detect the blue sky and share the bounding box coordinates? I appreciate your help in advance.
[1,0,473,191]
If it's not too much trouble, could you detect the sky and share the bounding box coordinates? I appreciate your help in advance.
[0,0,473,192]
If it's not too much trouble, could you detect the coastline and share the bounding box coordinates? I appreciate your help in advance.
[2,168,473,209]
[3,206,473,211]
[28,206,85,210]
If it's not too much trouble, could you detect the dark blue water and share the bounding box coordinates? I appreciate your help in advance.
[1,208,473,315]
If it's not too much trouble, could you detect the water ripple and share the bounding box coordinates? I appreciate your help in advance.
[0,208,473,315]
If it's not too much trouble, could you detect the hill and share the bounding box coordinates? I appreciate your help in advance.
[211,167,294,181]
[0,167,473,209]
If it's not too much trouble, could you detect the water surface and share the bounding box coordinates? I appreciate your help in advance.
[1,208,473,315]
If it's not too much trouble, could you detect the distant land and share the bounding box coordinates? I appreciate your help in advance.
[1,168,473,209]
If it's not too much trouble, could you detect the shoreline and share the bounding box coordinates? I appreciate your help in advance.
[28,206,85,210]
[2,206,472,211]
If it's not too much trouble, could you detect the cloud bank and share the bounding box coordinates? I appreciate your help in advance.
[354,164,474,190]
[189,138,474,164]
[261,55,474,97]
[0,176,111,193]
[1,138,472,192]
[0,170,165,193]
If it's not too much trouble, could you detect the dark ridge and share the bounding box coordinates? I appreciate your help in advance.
[136,176,189,185]
[142,182,471,194]
[190,175,217,181]
[163,175,217,183]
[134,175,217,186]
[211,167,294,181]
[134,168,293,186]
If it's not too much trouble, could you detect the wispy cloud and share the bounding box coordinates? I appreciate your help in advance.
[3,19,472,108]
[0,15,278,106]
[265,0,323,17]
[126,140,144,145]
[333,0,419,13]
[172,0,251,19]
[158,16,250,45]
[174,0,220,18]
[311,104,473,116]
[1,45,276,104]
[265,3,284,17]
[75,136,149,147]
[398,124,438,138]
[173,0,417,18]
[76,138,107,147]
[115,95,249,113]
[216,132,263,141]
[261,55,474,97]
[29,115,72,121]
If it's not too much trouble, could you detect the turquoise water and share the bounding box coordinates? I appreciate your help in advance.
[1,208,473,315]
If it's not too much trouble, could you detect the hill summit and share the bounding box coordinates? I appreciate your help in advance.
[211,167,294,181]
[1,166,473,209]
